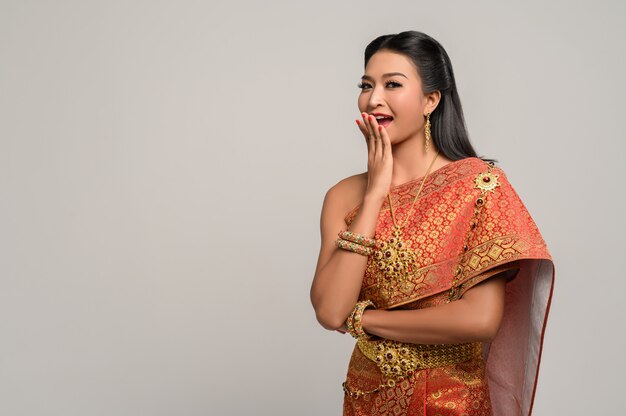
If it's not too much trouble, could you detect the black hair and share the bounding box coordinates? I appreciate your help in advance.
[364,30,496,164]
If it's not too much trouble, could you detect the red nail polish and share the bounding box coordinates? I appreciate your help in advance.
[356,120,360,125]
[378,125,382,131]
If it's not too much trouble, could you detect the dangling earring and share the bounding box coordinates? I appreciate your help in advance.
[424,112,431,153]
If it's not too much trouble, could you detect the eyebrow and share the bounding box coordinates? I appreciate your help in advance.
[361,72,408,81]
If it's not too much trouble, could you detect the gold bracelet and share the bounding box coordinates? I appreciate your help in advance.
[346,303,359,338]
[334,238,373,256]
[348,300,375,339]
[338,230,376,248]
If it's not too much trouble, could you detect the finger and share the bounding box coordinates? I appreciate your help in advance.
[380,124,391,159]
[365,115,376,144]
[363,113,376,158]
[365,115,378,160]
[368,115,382,158]
[357,115,373,151]
[364,113,375,140]
[355,119,369,147]
[371,116,382,141]
[378,125,385,157]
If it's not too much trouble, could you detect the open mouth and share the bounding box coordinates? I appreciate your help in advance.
[376,117,393,128]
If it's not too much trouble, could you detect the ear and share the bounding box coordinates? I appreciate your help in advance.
[425,90,442,115]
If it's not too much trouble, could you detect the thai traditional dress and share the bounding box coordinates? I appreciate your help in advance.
[341,157,554,416]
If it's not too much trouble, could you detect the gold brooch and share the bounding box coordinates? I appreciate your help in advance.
[474,171,500,192]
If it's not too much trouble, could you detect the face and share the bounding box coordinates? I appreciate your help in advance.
[357,50,440,144]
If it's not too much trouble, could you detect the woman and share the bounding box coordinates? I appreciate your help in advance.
[310,31,554,416]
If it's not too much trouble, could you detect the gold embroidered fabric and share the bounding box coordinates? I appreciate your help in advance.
[341,157,554,416]
[343,157,549,309]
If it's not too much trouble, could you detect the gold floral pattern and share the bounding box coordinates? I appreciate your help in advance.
[342,157,552,415]
[343,157,549,310]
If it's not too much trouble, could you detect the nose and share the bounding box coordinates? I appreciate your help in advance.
[367,84,386,110]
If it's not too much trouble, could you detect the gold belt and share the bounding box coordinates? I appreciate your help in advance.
[357,337,482,384]
[343,339,483,398]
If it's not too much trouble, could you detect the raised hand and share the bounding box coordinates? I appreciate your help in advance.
[356,113,393,200]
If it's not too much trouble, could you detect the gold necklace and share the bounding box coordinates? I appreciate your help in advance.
[373,150,440,298]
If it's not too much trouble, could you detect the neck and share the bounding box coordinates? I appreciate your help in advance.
[390,136,453,187]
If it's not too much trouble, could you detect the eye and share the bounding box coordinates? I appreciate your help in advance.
[357,80,402,90]
[385,81,402,88]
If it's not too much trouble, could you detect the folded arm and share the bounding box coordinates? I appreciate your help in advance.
[361,270,514,344]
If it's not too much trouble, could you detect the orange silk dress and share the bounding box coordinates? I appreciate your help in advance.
[341,157,554,416]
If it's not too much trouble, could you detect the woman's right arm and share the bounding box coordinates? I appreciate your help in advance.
[309,184,385,331]
[310,114,393,331]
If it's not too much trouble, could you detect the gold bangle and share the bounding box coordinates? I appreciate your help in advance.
[345,304,358,336]
[334,238,373,256]
[350,300,375,339]
[338,230,376,248]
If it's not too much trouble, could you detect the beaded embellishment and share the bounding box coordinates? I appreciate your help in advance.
[447,161,501,302]
[371,229,418,298]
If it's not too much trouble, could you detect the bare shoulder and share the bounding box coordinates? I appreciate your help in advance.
[314,172,368,277]
[324,172,368,216]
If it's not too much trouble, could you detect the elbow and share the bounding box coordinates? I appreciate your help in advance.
[314,309,346,331]
[310,288,346,331]
[479,325,498,343]
[311,296,346,330]
[477,316,503,342]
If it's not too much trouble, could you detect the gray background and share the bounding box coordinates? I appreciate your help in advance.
[1,1,624,415]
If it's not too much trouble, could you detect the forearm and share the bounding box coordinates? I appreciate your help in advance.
[361,299,490,344]
[311,194,384,329]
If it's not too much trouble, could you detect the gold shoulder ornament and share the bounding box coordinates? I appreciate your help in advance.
[474,168,500,192]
